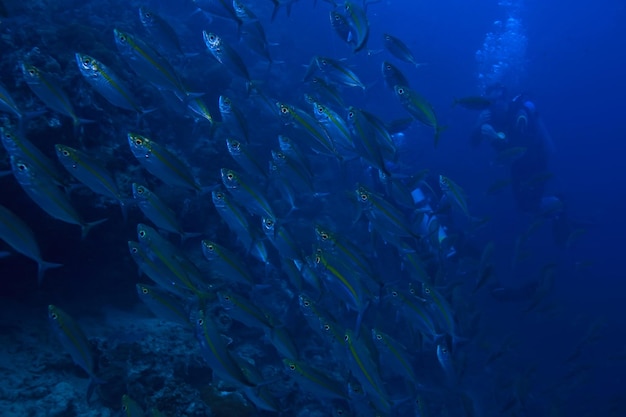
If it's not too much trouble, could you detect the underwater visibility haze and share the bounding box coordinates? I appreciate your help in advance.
[0,0,625,416]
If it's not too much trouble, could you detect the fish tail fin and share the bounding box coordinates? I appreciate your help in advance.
[270,0,280,21]
[434,125,448,148]
[86,375,106,403]
[37,260,63,286]
[180,231,203,244]
[81,218,108,239]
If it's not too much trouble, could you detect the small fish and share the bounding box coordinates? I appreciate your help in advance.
[203,31,251,83]
[48,305,104,398]
[201,239,254,286]
[496,146,527,165]
[128,133,202,192]
[232,0,259,23]
[132,183,199,242]
[55,144,127,215]
[226,138,266,179]
[314,56,365,89]
[439,175,470,218]
[122,394,145,417]
[219,95,249,142]
[193,0,242,29]
[276,101,337,157]
[220,168,275,219]
[343,1,370,52]
[128,240,198,298]
[0,204,62,285]
[11,156,107,239]
[113,29,191,100]
[136,224,208,294]
[0,126,66,186]
[452,96,492,110]
[0,82,23,119]
[283,358,349,400]
[381,60,410,91]
[218,290,272,330]
[75,53,144,113]
[383,33,422,67]
[436,340,457,385]
[329,10,355,47]
[211,188,254,248]
[262,216,302,260]
[195,309,253,387]
[20,62,84,126]
[394,85,445,147]
[136,283,191,327]
[138,7,184,56]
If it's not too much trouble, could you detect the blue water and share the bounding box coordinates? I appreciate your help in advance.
[0,0,624,415]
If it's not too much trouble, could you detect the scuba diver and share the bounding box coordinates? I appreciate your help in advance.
[470,83,571,246]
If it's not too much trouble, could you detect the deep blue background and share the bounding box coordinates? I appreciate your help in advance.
[1,0,624,414]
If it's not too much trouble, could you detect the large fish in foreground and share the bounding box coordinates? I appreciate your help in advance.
[0,204,62,285]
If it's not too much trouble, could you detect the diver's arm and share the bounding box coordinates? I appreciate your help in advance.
[470,110,495,147]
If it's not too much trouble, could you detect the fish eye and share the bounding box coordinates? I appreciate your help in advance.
[344,334,349,342]
[424,287,431,294]
[323,324,330,331]
[131,247,138,253]
[198,318,203,325]
[139,230,145,238]
[409,288,416,295]
[227,172,234,180]
[315,255,321,264]
[122,405,128,412]
[397,87,405,94]
[135,139,142,145]
[302,300,310,307]
[321,232,328,240]
[142,287,148,294]
[386,64,391,70]
[207,244,214,251]
[62,150,70,156]
[289,364,296,370]
[51,312,58,320]
[348,111,354,118]
[280,106,288,114]
[28,69,36,76]
[17,163,26,171]
[137,187,144,194]
[391,290,398,297]
[376,334,382,340]
[334,14,340,21]
[359,193,368,201]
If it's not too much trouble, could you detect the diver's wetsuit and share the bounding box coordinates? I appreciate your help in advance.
[471,95,552,213]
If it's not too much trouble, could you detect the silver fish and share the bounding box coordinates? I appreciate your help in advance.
[128,133,202,192]
[0,204,62,285]
[10,156,107,239]
[20,62,83,125]
[75,53,144,113]
[48,305,103,398]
